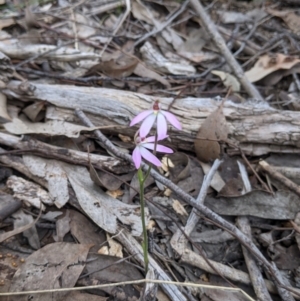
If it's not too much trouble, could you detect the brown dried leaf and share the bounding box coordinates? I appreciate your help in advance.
[217,176,244,197]
[23,101,45,122]
[0,18,15,30]
[106,189,124,198]
[13,210,40,249]
[0,92,11,123]
[266,8,300,34]
[85,57,138,78]
[273,245,300,270]
[202,285,250,301]
[9,242,92,301]
[0,206,41,243]
[161,156,174,173]
[65,163,147,236]
[260,63,300,86]
[118,133,131,143]
[195,101,229,162]
[69,210,106,247]
[53,210,70,242]
[200,161,225,192]
[131,0,158,25]
[167,152,191,183]
[134,63,171,88]
[245,53,300,83]
[106,233,123,258]
[172,199,188,216]
[25,7,38,29]
[89,161,127,191]
[129,172,154,201]
[65,291,107,301]
[22,156,69,208]
[211,70,240,92]
[6,175,51,209]
[85,254,143,284]
[98,246,109,255]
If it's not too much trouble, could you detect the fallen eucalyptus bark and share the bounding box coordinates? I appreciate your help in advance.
[0,43,101,61]
[3,80,300,156]
[0,146,47,188]
[0,132,129,174]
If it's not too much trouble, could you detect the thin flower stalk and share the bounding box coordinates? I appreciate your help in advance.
[137,167,149,272]
[130,102,182,273]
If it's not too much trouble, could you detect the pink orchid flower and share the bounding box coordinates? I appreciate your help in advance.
[132,134,173,169]
[130,100,182,139]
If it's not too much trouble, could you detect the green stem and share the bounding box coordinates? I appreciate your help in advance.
[137,167,149,273]
[143,165,152,183]
[137,133,157,273]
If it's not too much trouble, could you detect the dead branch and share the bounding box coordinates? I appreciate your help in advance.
[271,262,296,301]
[259,160,300,197]
[237,217,273,301]
[4,81,300,157]
[134,0,190,47]
[236,162,272,300]
[181,248,278,294]
[0,132,128,174]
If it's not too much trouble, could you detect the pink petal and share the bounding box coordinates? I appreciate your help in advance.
[130,110,153,126]
[139,113,156,138]
[145,135,168,143]
[139,147,161,167]
[145,136,157,143]
[142,143,173,154]
[155,145,173,153]
[132,147,142,169]
[157,113,167,139]
[157,134,169,141]
[141,142,156,150]
[161,111,182,130]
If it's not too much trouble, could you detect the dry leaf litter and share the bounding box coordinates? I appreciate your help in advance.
[0,0,300,301]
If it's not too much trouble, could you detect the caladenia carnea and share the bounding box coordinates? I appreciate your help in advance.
[132,133,173,169]
[130,101,182,273]
[130,100,182,140]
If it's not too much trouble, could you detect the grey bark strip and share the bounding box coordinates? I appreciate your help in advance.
[271,262,296,301]
[237,217,273,301]
[236,162,272,301]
